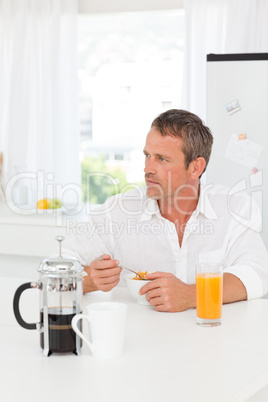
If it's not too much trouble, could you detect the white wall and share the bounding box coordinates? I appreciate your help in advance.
[206,57,268,248]
[0,255,41,279]
[78,0,184,13]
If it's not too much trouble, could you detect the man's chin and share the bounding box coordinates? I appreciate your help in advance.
[146,187,162,200]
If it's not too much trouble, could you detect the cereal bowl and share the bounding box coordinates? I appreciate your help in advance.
[124,273,151,306]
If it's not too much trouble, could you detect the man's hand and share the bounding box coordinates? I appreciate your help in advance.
[139,272,196,312]
[83,254,122,293]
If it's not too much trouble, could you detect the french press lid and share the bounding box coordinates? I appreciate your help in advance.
[38,236,83,277]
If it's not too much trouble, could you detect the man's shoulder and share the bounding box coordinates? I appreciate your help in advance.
[204,183,261,223]
[108,186,147,204]
[205,183,231,196]
[90,186,147,216]
[205,183,252,201]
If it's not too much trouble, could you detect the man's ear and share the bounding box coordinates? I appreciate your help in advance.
[189,157,206,179]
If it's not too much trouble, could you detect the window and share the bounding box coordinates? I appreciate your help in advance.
[78,10,185,204]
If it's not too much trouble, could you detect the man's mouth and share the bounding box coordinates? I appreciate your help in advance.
[145,178,159,186]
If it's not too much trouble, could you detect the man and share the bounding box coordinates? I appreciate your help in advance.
[64,109,268,312]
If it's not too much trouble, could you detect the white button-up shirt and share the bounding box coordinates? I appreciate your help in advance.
[63,185,268,299]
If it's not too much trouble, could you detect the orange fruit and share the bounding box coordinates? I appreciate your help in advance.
[37,199,50,209]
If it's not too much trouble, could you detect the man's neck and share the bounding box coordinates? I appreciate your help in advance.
[157,184,200,218]
[158,200,198,228]
[157,183,200,226]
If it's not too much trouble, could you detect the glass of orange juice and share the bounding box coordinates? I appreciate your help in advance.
[196,263,223,327]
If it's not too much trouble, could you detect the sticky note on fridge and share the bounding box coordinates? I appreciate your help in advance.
[250,169,262,187]
[225,133,263,167]
[238,133,247,140]
[225,100,241,115]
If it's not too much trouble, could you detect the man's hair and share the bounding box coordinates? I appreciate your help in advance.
[151,109,213,175]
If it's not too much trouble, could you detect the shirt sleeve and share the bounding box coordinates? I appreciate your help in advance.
[61,199,115,266]
[223,195,268,300]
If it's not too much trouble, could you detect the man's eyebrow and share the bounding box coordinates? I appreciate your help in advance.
[156,153,170,160]
[143,149,170,160]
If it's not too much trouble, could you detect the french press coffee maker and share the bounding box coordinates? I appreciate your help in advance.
[13,236,86,356]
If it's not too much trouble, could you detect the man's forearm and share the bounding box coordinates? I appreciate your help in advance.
[185,273,247,310]
[223,273,247,304]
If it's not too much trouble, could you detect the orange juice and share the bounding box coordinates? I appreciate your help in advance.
[196,273,223,319]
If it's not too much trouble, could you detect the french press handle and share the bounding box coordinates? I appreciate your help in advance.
[13,282,40,330]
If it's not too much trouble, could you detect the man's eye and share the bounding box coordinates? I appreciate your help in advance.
[144,154,150,158]
[159,157,166,162]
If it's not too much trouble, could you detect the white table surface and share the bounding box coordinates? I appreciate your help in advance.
[1,276,268,402]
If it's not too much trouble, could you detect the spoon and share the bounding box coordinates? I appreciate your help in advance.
[119,266,147,280]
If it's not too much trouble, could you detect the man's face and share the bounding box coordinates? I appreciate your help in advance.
[143,127,193,201]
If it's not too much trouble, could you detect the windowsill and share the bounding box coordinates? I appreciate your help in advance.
[78,0,184,14]
[0,201,101,257]
[0,201,98,227]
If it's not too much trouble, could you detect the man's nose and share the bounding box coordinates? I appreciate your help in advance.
[144,157,156,174]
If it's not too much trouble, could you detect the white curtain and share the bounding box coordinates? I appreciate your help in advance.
[182,0,268,122]
[0,0,80,205]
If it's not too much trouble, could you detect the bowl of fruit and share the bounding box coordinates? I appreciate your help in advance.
[124,271,152,306]
[37,198,62,210]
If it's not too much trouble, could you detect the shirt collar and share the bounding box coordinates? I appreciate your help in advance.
[141,184,218,222]
[141,196,161,222]
[195,184,218,220]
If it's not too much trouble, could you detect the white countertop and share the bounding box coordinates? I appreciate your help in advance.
[1,276,268,402]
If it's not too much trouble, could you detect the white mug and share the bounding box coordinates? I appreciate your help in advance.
[71,302,127,359]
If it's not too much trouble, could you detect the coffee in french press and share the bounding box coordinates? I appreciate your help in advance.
[13,236,86,356]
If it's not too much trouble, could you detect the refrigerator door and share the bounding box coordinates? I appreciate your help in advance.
[206,53,268,247]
